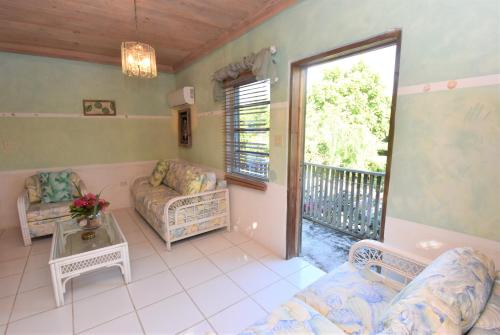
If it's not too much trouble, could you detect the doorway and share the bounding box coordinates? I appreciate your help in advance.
[286,31,402,267]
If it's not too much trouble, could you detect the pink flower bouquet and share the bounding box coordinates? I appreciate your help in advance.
[69,184,110,220]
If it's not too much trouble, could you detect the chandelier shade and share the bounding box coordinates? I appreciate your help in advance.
[121,41,157,78]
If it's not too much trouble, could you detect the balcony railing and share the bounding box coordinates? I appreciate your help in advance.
[302,163,385,240]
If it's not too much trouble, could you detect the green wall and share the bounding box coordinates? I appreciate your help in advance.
[0,52,178,170]
[175,0,500,241]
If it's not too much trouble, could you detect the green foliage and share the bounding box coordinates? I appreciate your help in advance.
[305,60,391,172]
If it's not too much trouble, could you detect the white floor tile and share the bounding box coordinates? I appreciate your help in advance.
[5,305,72,335]
[19,267,51,293]
[286,265,326,289]
[239,240,271,259]
[129,241,156,261]
[0,296,15,325]
[80,312,143,335]
[130,254,168,282]
[208,297,266,335]
[179,320,215,335]
[221,230,250,245]
[73,286,134,333]
[260,255,310,277]
[252,280,299,313]
[228,262,280,294]
[24,252,49,272]
[0,246,29,263]
[138,292,204,335]
[191,233,233,255]
[187,275,246,317]
[73,267,124,301]
[128,271,183,309]
[0,275,21,299]
[172,258,221,289]
[30,238,52,256]
[158,242,203,269]
[10,286,59,322]
[208,246,253,272]
[0,259,26,279]
[124,231,148,245]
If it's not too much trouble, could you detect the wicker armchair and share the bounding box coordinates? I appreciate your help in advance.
[17,172,87,246]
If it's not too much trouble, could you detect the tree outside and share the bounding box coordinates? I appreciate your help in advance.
[305,60,391,172]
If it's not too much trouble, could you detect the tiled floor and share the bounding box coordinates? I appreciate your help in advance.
[0,208,326,335]
[301,219,360,272]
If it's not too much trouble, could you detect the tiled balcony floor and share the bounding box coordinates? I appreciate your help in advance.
[0,208,326,335]
[300,219,360,273]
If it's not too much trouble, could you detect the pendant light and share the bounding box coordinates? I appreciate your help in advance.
[121,0,157,78]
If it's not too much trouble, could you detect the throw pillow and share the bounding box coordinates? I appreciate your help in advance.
[25,175,42,203]
[149,160,169,187]
[39,170,74,203]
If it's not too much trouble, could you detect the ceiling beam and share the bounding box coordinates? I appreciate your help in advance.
[0,42,174,73]
[173,0,297,72]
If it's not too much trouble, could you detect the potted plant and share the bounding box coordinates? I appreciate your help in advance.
[69,184,110,230]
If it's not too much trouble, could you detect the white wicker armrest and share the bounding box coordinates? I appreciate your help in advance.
[17,189,32,246]
[349,240,430,290]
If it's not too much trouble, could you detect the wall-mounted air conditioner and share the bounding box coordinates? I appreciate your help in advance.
[168,87,195,108]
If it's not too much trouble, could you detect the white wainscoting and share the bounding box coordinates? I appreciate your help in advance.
[384,216,500,268]
[228,182,288,258]
[0,160,157,231]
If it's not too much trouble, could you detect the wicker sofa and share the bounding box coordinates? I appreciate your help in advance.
[131,160,230,250]
[17,171,87,246]
[242,240,499,335]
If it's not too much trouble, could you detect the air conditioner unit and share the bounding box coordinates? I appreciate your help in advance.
[168,87,195,108]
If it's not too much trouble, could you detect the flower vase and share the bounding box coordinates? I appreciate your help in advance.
[81,214,101,230]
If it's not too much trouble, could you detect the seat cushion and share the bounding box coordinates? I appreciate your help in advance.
[469,272,500,335]
[377,248,495,334]
[241,298,346,335]
[295,262,398,335]
[27,201,73,222]
[27,216,72,238]
[39,170,73,203]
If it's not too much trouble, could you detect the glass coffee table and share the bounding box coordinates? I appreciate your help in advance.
[49,213,131,306]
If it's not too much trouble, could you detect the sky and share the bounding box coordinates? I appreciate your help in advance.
[306,45,397,95]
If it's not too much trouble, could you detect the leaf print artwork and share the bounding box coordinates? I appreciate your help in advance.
[83,100,117,116]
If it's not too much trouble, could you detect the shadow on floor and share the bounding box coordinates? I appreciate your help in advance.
[300,219,360,273]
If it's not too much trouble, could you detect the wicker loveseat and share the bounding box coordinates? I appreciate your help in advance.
[242,240,499,335]
[131,160,230,250]
[17,171,87,246]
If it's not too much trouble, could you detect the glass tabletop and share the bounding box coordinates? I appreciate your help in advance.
[52,213,125,260]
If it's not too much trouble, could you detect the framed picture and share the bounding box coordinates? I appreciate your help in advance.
[83,100,116,116]
[178,108,192,147]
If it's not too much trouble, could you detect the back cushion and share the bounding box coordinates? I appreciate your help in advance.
[378,248,495,334]
[25,175,42,203]
[164,160,205,195]
[39,170,74,203]
[468,272,500,335]
[199,171,216,192]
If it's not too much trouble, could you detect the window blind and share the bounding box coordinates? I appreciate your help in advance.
[224,79,271,181]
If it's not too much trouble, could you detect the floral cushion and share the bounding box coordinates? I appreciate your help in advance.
[149,160,169,187]
[241,298,345,335]
[200,171,217,193]
[26,200,73,222]
[27,215,72,238]
[164,160,205,195]
[464,272,500,335]
[377,248,495,334]
[39,170,73,203]
[25,175,42,203]
[295,262,398,335]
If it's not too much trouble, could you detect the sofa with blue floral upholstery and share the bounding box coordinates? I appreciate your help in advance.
[17,170,87,246]
[242,240,499,335]
[131,159,230,250]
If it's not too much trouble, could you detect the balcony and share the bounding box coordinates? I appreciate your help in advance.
[301,163,385,271]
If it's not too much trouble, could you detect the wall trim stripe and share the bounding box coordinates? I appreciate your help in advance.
[398,73,500,95]
[0,112,171,120]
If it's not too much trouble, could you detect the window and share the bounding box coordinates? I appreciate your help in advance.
[224,78,271,187]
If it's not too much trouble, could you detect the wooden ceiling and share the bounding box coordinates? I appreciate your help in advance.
[0,0,295,73]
